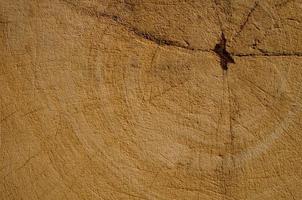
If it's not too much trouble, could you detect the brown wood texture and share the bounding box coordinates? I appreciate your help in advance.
[1,0,302,199]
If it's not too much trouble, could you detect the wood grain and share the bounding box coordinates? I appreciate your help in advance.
[1,0,302,199]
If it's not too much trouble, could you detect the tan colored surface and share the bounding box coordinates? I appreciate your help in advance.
[1,0,302,199]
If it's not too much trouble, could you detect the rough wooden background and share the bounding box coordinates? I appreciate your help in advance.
[1,0,302,199]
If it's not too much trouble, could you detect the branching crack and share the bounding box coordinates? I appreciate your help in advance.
[61,0,212,53]
[62,0,302,60]
[38,2,302,199]
[212,30,237,199]
[214,33,235,70]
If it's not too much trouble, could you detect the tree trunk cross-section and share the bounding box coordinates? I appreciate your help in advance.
[0,0,302,200]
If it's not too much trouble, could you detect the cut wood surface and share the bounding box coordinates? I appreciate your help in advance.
[1,0,302,199]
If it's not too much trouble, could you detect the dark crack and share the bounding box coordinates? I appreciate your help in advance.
[214,33,235,70]
[232,1,259,40]
[232,51,302,57]
[61,0,212,53]
[62,0,302,60]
